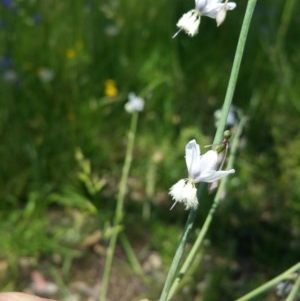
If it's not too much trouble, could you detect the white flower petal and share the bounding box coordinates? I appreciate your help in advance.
[196,0,236,19]
[185,139,202,177]
[195,0,209,10]
[125,92,145,113]
[199,169,235,183]
[202,4,223,18]
[216,5,227,26]
[128,92,136,101]
[227,3,236,10]
[198,150,218,172]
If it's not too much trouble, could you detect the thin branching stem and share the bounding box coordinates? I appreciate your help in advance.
[235,262,300,301]
[285,273,300,301]
[100,112,139,301]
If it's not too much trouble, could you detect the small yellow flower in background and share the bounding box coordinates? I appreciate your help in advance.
[104,79,118,97]
[66,49,77,60]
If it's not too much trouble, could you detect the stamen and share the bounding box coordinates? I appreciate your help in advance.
[172,28,182,39]
[170,201,178,210]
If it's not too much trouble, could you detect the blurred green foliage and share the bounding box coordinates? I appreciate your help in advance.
[0,0,300,300]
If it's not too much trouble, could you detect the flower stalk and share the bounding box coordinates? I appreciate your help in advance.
[213,0,257,146]
[167,116,247,300]
[159,1,257,300]
[100,112,139,301]
[159,186,204,301]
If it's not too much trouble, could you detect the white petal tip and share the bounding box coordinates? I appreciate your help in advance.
[227,3,237,10]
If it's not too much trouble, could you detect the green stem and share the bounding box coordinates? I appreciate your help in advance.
[168,116,247,300]
[272,0,297,108]
[159,184,207,301]
[100,112,139,301]
[276,0,296,49]
[119,232,144,276]
[213,0,257,146]
[143,159,157,220]
[115,113,139,221]
[158,207,198,301]
[159,1,257,299]
[235,262,300,301]
[285,273,300,301]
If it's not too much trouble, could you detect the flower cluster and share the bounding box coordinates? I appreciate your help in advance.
[169,139,235,210]
[173,0,236,38]
[124,92,145,113]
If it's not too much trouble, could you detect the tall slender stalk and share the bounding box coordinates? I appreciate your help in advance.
[159,186,204,301]
[213,0,257,146]
[100,112,139,301]
[159,1,257,300]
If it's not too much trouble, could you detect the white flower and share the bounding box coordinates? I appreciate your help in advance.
[169,179,198,210]
[175,10,201,37]
[169,139,235,210]
[185,139,235,182]
[38,67,55,83]
[124,92,145,113]
[214,106,238,128]
[195,0,236,20]
[2,69,18,83]
[173,0,236,37]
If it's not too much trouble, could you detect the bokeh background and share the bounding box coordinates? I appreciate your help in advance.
[0,0,299,300]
